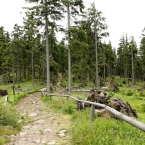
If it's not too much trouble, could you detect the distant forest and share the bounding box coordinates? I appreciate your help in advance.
[0,0,145,91]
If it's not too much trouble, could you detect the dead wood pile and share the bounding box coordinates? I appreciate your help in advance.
[0,89,8,97]
[108,98,138,118]
[77,91,138,118]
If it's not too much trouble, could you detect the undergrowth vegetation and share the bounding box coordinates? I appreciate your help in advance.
[0,81,45,145]
[0,105,19,127]
[72,117,145,145]
[41,82,145,145]
[1,78,145,145]
[0,104,21,145]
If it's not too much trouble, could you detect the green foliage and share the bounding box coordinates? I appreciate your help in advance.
[72,117,145,145]
[141,104,145,112]
[0,137,6,145]
[41,96,63,112]
[139,91,145,97]
[42,80,145,145]
[0,125,21,145]
[0,81,42,145]
[126,90,134,96]
[0,104,19,128]
[13,93,27,104]
[60,78,68,87]
[63,104,75,114]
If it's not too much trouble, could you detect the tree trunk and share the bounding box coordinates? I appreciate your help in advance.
[103,54,106,86]
[23,65,26,79]
[12,55,15,86]
[37,67,40,84]
[131,45,135,85]
[17,47,21,86]
[1,69,4,85]
[31,47,34,87]
[95,19,99,88]
[45,0,50,93]
[67,4,71,92]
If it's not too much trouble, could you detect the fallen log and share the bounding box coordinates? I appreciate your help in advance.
[41,93,145,132]
[74,99,145,132]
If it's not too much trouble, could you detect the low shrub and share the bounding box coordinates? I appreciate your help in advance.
[126,90,134,96]
[141,104,145,112]
[63,104,75,114]
[139,92,145,97]
[0,137,6,145]
[0,104,19,128]
[71,116,145,145]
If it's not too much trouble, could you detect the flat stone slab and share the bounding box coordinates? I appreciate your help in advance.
[20,131,27,136]
[35,119,45,124]
[20,113,27,116]
[33,138,41,144]
[23,126,31,129]
[28,112,37,117]
[57,133,65,137]
[60,130,67,133]
[48,141,56,145]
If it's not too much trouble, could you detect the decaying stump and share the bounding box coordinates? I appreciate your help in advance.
[77,90,138,118]
[86,91,110,108]
[0,89,8,97]
[77,91,111,110]
[109,76,119,92]
[113,84,119,92]
[108,98,138,118]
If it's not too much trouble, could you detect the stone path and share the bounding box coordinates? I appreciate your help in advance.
[8,92,72,145]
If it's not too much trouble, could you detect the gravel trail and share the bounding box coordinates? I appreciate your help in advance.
[8,92,72,145]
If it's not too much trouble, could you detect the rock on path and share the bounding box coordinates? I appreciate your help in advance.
[8,92,72,145]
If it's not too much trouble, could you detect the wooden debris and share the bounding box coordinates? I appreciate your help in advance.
[0,89,8,97]
[77,91,138,118]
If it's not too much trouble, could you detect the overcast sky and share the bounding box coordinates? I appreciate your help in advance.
[0,0,144,48]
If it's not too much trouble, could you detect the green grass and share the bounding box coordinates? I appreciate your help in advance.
[1,77,145,145]
[0,136,6,145]
[0,80,45,145]
[0,81,45,104]
[0,125,21,144]
[72,117,145,145]
[41,82,145,145]
[0,104,21,145]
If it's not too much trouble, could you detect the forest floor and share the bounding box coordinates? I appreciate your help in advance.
[7,92,72,145]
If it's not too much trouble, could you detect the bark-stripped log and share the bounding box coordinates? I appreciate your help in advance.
[43,93,145,132]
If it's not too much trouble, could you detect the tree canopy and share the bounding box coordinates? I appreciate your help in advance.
[0,2,144,88]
